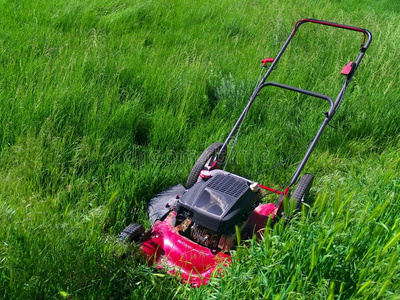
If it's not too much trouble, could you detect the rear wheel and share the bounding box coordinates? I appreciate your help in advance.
[290,173,314,209]
[185,142,225,188]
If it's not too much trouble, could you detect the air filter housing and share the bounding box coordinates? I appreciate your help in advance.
[176,173,259,234]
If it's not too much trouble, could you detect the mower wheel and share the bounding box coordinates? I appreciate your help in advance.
[185,142,225,188]
[117,223,145,244]
[290,173,314,209]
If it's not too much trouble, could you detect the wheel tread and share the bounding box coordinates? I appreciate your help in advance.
[117,223,145,243]
[290,173,314,208]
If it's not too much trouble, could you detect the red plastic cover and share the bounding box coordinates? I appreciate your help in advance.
[341,62,354,75]
[199,170,212,179]
[261,58,274,66]
[140,203,277,286]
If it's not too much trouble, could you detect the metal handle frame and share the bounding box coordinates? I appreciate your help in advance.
[217,18,372,190]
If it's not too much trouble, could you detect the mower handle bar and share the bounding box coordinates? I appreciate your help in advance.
[259,81,334,116]
[218,18,372,192]
[261,18,372,91]
[294,19,372,49]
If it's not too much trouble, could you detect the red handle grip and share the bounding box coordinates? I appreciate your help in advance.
[293,18,372,48]
[261,58,274,66]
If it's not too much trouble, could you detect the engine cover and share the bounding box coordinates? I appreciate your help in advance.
[176,173,259,234]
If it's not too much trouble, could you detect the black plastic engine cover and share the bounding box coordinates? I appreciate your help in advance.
[176,173,258,234]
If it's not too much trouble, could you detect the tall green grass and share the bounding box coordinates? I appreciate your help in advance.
[0,0,399,298]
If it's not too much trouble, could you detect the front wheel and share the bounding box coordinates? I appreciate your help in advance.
[185,142,225,188]
[117,223,145,244]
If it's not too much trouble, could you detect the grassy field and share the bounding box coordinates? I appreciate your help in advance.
[0,0,399,298]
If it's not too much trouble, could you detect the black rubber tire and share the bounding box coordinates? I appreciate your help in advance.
[290,173,314,209]
[117,223,145,244]
[185,142,225,189]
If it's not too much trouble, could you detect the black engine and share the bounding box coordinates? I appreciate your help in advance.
[175,173,260,237]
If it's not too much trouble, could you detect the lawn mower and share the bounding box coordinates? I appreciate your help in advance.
[118,19,372,286]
